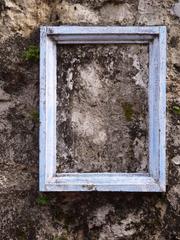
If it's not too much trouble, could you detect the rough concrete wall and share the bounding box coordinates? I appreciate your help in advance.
[0,0,180,239]
[56,44,149,173]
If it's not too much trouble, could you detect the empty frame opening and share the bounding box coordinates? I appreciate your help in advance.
[56,44,149,173]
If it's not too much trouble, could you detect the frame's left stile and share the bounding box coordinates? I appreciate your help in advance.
[40,27,57,191]
[39,27,47,191]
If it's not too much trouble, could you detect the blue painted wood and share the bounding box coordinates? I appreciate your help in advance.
[39,27,47,191]
[46,33,57,181]
[46,26,161,35]
[158,26,167,191]
[39,27,57,191]
[51,34,154,44]
[39,26,167,192]
[46,174,162,192]
[149,36,160,181]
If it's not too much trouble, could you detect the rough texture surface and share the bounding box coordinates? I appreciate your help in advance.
[0,0,180,239]
[57,44,149,173]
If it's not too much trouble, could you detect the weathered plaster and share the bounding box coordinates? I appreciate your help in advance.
[56,44,149,173]
[0,0,180,239]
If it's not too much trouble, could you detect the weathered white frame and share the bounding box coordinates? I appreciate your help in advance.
[40,26,166,192]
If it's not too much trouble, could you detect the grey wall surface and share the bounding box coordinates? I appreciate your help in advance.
[0,0,180,239]
[56,44,149,173]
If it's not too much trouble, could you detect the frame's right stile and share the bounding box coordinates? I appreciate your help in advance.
[149,27,167,191]
[159,27,167,191]
[40,26,167,192]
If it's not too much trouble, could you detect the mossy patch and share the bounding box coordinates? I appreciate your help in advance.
[0,0,5,13]
[53,235,68,240]
[15,229,27,240]
[64,212,76,228]
[172,105,180,115]
[23,45,39,62]
[36,194,49,206]
[29,109,39,123]
[122,102,134,121]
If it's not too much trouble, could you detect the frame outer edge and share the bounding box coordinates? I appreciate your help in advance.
[149,36,160,181]
[39,26,167,192]
[159,26,167,191]
[39,26,47,191]
[46,26,161,35]
[45,183,162,192]
[46,32,57,183]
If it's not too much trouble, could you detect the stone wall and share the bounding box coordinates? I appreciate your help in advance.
[56,43,149,173]
[0,0,180,239]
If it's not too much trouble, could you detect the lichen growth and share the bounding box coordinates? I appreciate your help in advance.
[36,194,49,206]
[122,102,134,121]
[15,229,27,240]
[29,109,39,123]
[53,235,68,240]
[23,45,39,62]
[63,213,76,228]
[82,184,97,191]
[172,105,180,115]
[0,0,5,13]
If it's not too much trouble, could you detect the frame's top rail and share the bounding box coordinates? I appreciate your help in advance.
[42,26,166,35]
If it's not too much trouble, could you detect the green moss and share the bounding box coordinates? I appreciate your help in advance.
[53,236,68,240]
[0,1,5,13]
[36,194,49,206]
[64,213,76,228]
[122,102,134,121]
[23,45,39,62]
[51,207,64,221]
[16,229,27,240]
[82,184,96,191]
[172,105,180,115]
[30,110,39,123]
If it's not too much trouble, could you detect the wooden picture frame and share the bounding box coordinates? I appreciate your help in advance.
[39,26,167,192]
